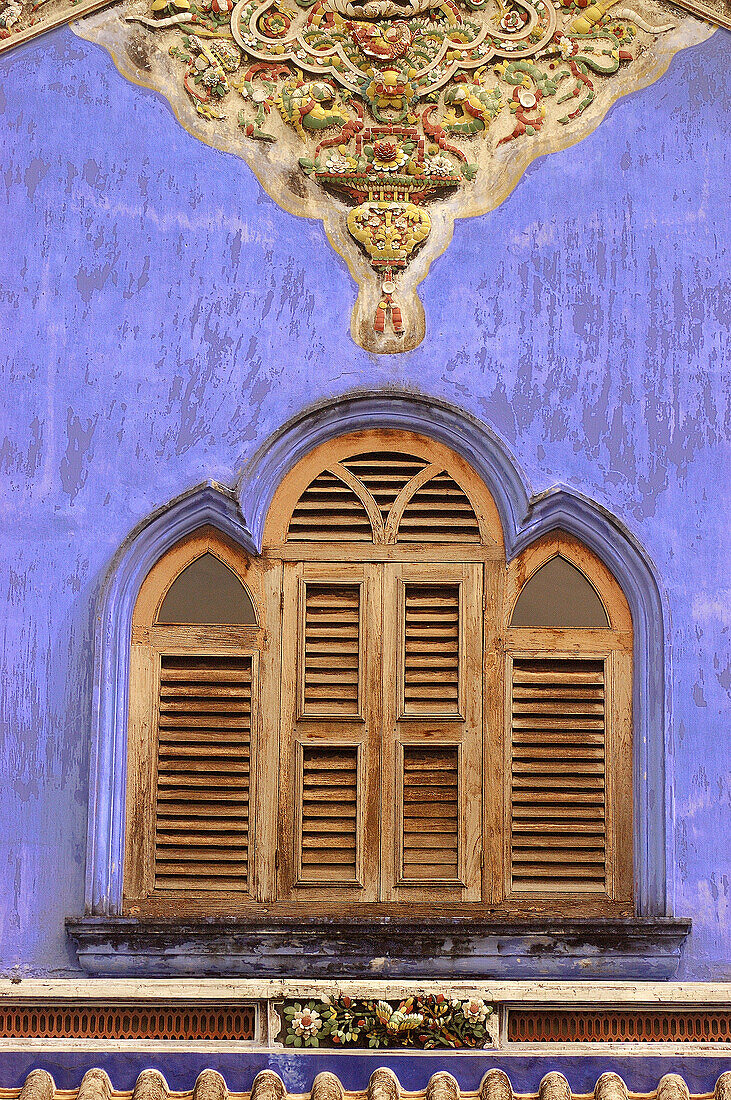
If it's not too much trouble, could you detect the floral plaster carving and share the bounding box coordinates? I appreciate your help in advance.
[281,994,497,1047]
[71,0,712,350]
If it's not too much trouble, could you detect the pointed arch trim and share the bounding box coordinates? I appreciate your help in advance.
[84,482,255,916]
[85,395,669,919]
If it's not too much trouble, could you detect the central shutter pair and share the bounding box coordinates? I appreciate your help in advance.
[277,561,483,902]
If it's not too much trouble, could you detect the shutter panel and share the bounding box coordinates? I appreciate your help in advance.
[510,656,607,893]
[298,745,359,884]
[341,451,429,525]
[288,470,373,541]
[382,562,482,901]
[302,582,361,716]
[402,746,459,880]
[154,654,252,892]
[403,583,460,716]
[397,471,481,542]
[280,563,379,901]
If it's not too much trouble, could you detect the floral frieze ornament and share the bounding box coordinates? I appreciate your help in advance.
[280,994,497,1048]
[73,0,714,350]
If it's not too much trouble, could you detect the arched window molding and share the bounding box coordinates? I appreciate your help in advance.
[84,482,255,917]
[504,532,634,908]
[82,395,670,924]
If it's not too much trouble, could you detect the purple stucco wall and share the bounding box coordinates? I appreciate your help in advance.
[0,25,729,978]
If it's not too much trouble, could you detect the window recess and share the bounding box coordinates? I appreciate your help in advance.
[122,434,633,921]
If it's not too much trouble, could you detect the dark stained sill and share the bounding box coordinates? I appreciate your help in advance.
[67,915,691,979]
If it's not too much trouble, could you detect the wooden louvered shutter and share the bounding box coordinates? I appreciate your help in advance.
[381,562,483,901]
[509,656,608,894]
[152,654,253,891]
[278,561,381,900]
[125,644,260,909]
[504,644,633,911]
[124,529,268,915]
[299,744,360,883]
[502,534,634,914]
[401,745,460,881]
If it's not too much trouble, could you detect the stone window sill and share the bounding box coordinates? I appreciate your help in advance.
[66,916,691,979]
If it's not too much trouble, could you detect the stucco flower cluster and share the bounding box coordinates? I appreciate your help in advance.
[282,994,494,1048]
[455,997,491,1022]
[289,1007,322,1039]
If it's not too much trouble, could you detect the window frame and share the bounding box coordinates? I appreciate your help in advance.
[502,533,634,916]
[123,527,273,917]
[121,434,635,919]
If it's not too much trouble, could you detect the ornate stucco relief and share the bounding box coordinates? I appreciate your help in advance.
[68,0,713,350]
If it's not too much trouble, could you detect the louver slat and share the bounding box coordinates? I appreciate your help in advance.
[397,472,481,543]
[154,655,252,892]
[510,657,607,892]
[303,583,361,715]
[288,470,373,541]
[403,584,460,715]
[341,451,428,525]
[300,746,359,883]
[402,746,459,880]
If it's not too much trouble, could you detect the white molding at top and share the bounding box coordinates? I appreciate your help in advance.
[1,978,730,1004]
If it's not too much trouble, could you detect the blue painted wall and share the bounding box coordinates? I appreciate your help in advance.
[0,24,729,979]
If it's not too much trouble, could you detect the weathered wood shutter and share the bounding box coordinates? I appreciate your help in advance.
[509,656,608,893]
[301,583,361,716]
[278,562,381,900]
[402,745,460,881]
[284,450,484,547]
[502,535,634,912]
[299,744,360,883]
[382,562,483,901]
[124,529,266,915]
[402,583,461,716]
[153,654,253,891]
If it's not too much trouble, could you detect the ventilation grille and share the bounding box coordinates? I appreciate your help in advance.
[508,1009,731,1044]
[510,657,606,893]
[402,746,460,881]
[403,584,460,715]
[302,583,360,715]
[299,745,359,883]
[154,655,252,892]
[341,451,428,525]
[286,452,482,544]
[0,1003,257,1040]
[288,470,372,542]
[398,472,481,543]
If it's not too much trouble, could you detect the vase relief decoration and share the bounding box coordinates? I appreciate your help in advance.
[63,0,714,350]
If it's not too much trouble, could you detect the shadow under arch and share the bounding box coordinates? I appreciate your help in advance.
[85,393,669,920]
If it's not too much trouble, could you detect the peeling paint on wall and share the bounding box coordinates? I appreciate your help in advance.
[0,26,729,977]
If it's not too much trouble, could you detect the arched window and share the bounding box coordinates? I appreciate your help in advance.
[123,434,632,917]
[124,528,264,913]
[505,533,633,910]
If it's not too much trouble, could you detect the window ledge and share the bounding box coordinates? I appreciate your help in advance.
[67,916,691,980]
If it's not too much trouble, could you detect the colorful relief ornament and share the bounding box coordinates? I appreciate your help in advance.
[67,0,707,349]
[281,994,496,1048]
